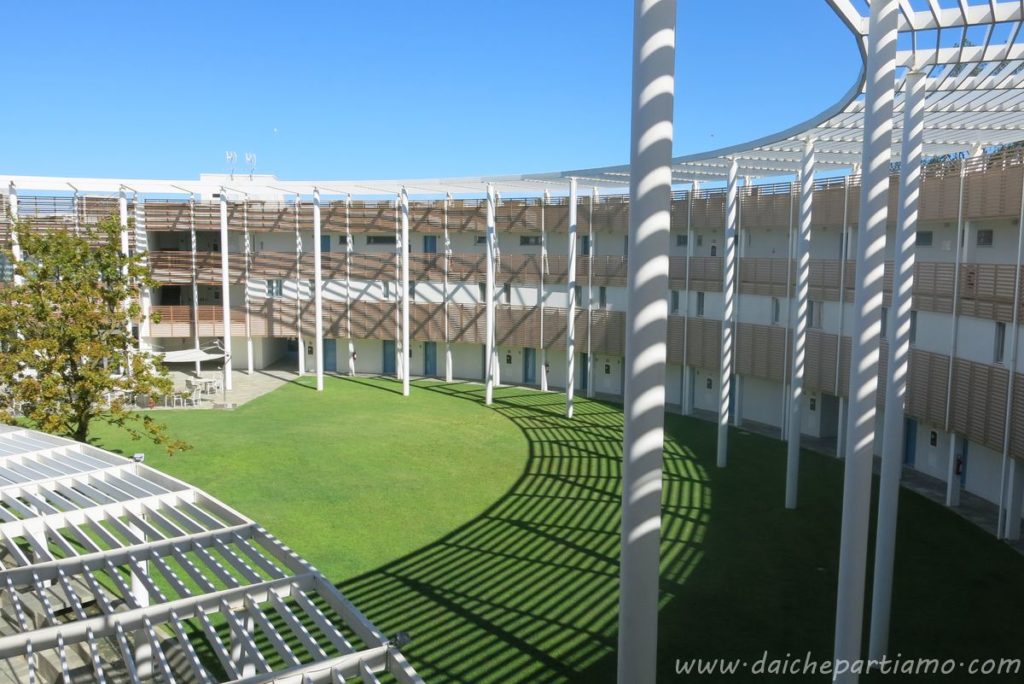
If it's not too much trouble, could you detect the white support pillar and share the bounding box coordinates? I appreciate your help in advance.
[219,189,233,391]
[345,195,356,376]
[717,159,739,468]
[294,197,305,377]
[833,2,898,680]
[401,187,411,397]
[485,184,497,405]
[786,139,815,509]
[587,187,596,399]
[836,396,847,459]
[835,175,853,455]
[7,183,22,286]
[313,188,325,392]
[567,177,578,418]
[189,197,201,376]
[444,193,454,383]
[869,68,925,661]
[243,200,254,375]
[394,197,403,381]
[118,188,133,344]
[781,181,796,440]
[682,181,696,416]
[135,194,152,345]
[539,190,549,391]
[617,0,675,681]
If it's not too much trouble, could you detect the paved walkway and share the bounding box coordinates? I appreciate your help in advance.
[162,363,300,409]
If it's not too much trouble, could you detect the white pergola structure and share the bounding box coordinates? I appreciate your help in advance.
[0,424,421,683]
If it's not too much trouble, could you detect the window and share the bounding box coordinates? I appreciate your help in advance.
[367,235,396,246]
[880,306,888,339]
[676,234,688,247]
[671,290,680,314]
[995,321,1007,364]
[338,235,350,246]
[478,283,486,301]
[503,283,511,304]
[710,244,717,257]
[808,301,822,329]
[930,430,938,447]
[383,281,392,299]
[697,291,705,317]
[696,235,704,247]
[268,279,283,298]
[409,282,417,302]
[520,235,541,246]
[574,285,583,306]
[599,286,607,309]
[475,235,487,245]
[581,235,591,256]
[916,231,933,247]
[977,229,994,247]
[423,235,438,253]
[771,297,781,324]
[910,310,918,345]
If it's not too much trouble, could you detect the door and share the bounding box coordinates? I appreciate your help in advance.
[383,340,396,375]
[580,353,589,391]
[959,437,969,490]
[903,418,917,466]
[323,339,337,373]
[423,235,438,254]
[321,235,331,254]
[424,341,437,377]
[523,348,536,385]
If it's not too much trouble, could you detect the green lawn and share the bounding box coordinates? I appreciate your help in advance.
[92,376,1024,682]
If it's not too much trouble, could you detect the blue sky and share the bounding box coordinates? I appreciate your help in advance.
[1,1,860,181]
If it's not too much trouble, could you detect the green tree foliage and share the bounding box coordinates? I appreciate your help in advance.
[0,216,188,455]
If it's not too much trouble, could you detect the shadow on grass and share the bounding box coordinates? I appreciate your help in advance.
[335,377,1024,683]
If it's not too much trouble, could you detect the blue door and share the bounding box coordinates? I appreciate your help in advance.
[321,235,331,253]
[323,339,337,373]
[424,341,437,377]
[580,353,589,391]
[524,348,536,385]
[903,418,917,466]
[383,340,396,375]
[423,236,438,253]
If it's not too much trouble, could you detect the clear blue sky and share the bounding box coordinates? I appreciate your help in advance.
[1,1,859,181]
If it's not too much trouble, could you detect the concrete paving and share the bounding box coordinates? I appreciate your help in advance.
[160,363,300,409]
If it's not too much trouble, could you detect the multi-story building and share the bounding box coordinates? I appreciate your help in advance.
[3,148,1024,537]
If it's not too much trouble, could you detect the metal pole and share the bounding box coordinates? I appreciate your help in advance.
[869,67,926,663]
[997,159,1024,537]
[243,199,253,375]
[346,194,355,376]
[444,193,453,382]
[943,164,968,507]
[540,190,549,391]
[189,196,201,377]
[485,184,496,405]
[567,177,578,418]
[833,2,898,680]
[617,0,675,680]
[401,187,411,397]
[786,139,814,509]
[313,188,325,392]
[717,159,739,468]
[294,196,305,377]
[218,189,233,392]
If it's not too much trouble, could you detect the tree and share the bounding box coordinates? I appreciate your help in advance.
[0,215,188,455]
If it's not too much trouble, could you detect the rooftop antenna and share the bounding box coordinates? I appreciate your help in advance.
[245,152,256,180]
[225,151,237,180]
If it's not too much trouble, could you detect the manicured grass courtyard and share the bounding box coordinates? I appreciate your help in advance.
[93,376,1024,682]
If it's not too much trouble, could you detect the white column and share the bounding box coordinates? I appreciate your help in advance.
[189,197,201,376]
[786,139,814,509]
[869,68,925,661]
[346,195,356,376]
[7,183,22,285]
[617,0,674,681]
[567,177,578,418]
[539,190,549,391]
[682,181,695,416]
[833,2,898,680]
[219,189,233,391]
[485,184,497,405]
[135,195,152,345]
[118,188,133,343]
[781,181,796,439]
[313,188,325,392]
[835,175,853,454]
[394,197,403,381]
[401,187,411,396]
[243,200,254,375]
[717,159,739,468]
[444,193,454,382]
[942,167,968,502]
[587,188,596,399]
[295,198,305,376]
